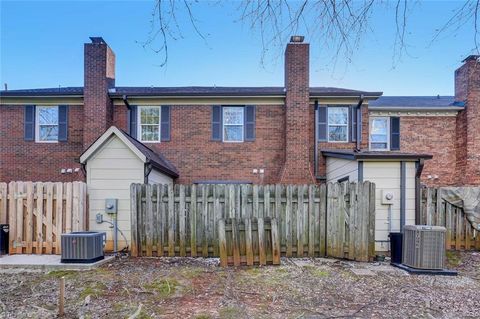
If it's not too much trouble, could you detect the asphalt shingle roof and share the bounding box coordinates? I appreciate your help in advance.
[369,96,464,108]
[118,129,179,178]
[0,86,382,97]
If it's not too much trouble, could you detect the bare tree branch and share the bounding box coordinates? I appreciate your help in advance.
[144,0,479,68]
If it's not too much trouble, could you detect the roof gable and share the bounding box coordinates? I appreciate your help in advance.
[80,126,179,178]
[80,126,147,164]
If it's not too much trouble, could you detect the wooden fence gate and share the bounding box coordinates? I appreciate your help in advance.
[130,182,376,263]
[0,181,87,254]
[421,187,480,250]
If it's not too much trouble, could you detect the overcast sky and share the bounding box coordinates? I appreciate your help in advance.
[0,1,475,95]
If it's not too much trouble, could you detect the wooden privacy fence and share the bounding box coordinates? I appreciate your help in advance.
[218,218,280,266]
[0,181,87,254]
[130,181,376,262]
[421,187,480,250]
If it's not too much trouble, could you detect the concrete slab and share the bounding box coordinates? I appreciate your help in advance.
[0,254,115,271]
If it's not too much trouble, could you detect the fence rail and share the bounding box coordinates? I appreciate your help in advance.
[130,182,375,262]
[420,187,480,250]
[0,181,87,254]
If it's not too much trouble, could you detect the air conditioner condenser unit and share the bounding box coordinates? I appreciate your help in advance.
[402,225,446,270]
[61,231,105,263]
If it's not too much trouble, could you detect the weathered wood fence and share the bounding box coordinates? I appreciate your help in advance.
[218,218,281,266]
[130,182,376,262]
[421,187,480,250]
[0,181,87,254]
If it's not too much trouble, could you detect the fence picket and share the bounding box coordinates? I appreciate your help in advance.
[245,218,253,266]
[36,182,44,254]
[0,183,7,224]
[132,182,377,261]
[25,182,34,254]
[190,184,197,257]
[179,185,186,257]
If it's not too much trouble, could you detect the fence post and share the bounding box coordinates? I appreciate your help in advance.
[130,184,139,257]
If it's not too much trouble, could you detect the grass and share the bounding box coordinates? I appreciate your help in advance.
[79,282,108,299]
[46,270,78,279]
[143,279,178,298]
[303,265,329,278]
[446,250,462,266]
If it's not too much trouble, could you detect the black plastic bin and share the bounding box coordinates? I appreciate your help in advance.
[389,232,403,264]
[0,224,9,255]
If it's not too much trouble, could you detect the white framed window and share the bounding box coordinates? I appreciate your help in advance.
[223,106,244,142]
[36,106,59,142]
[327,107,349,142]
[369,117,390,150]
[138,106,161,142]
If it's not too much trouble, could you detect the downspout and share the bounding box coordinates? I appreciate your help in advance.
[122,95,131,110]
[415,159,425,225]
[355,94,364,151]
[314,100,319,178]
[144,162,153,184]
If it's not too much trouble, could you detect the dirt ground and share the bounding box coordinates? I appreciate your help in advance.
[0,251,479,319]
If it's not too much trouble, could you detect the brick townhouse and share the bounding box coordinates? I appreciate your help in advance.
[0,36,478,188]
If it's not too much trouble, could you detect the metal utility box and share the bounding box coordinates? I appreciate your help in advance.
[105,198,118,214]
[403,225,446,270]
[61,231,105,263]
[0,224,9,255]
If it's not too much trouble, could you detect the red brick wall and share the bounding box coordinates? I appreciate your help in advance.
[83,41,115,149]
[0,105,84,182]
[455,58,480,185]
[316,103,369,178]
[113,104,286,184]
[280,41,315,183]
[399,116,457,187]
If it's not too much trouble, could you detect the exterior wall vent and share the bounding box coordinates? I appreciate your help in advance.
[61,231,105,263]
[402,225,446,270]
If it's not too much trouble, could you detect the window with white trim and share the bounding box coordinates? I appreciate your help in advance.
[138,106,161,142]
[327,107,349,142]
[369,117,390,150]
[223,107,244,142]
[36,106,59,142]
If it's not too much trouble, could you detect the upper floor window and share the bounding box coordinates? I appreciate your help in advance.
[328,107,349,142]
[36,106,59,142]
[138,106,161,142]
[369,117,389,150]
[223,106,244,142]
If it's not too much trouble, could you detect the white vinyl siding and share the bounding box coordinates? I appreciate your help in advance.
[325,158,359,183]
[363,161,416,252]
[148,169,173,185]
[86,136,143,251]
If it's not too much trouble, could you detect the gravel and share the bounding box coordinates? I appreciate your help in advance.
[0,251,479,319]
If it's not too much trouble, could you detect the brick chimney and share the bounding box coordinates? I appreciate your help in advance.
[455,55,480,185]
[280,36,315,184]
[83,37,115,148]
